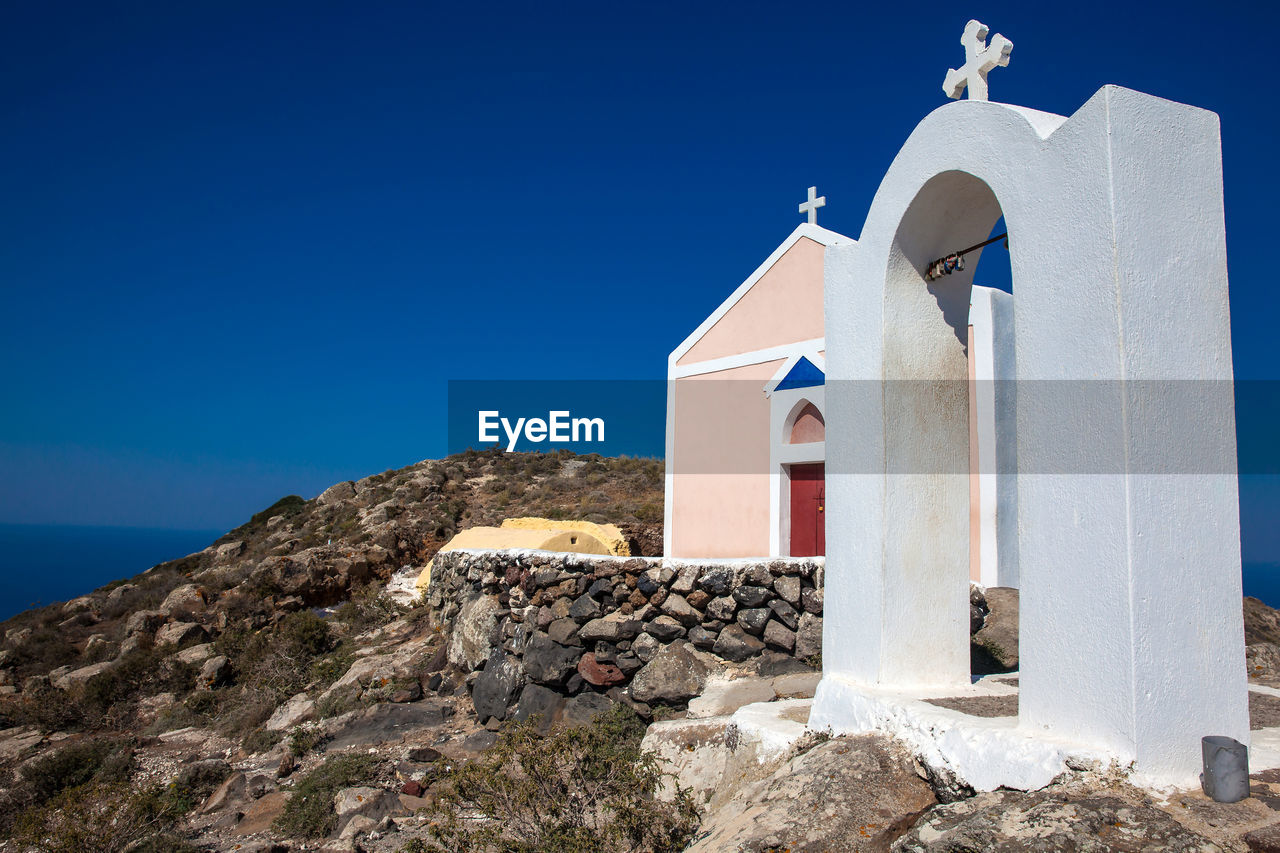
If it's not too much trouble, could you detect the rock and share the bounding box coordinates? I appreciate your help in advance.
[198,655,231,688]
[156,621,208,648]
[705,595,737,622]
[794,613,822,661]
[801,587,823,614]
[577,652,625,687]
[737,608,770,635]
[973,587,1019,670]
[103,584,137,608]
[763,620,796,651]
[472,650,525,721]
[175,643,216,666]
[51,660,117,690]
[970,604,986,634]
[513,684,567,732]
[326,702,452,751]
[136,691,177,723]
[686,589,711,609]
[697,568,733,596]
[688,625,717,650]
[334,786,405,824]
[277,752,295,778]
[562,691,616,727]
[714,625,766,662]
[568,594,602,622]
[317,481,356,505]
[768,599,800,630]
[125,609,166,636]
[447,595,502,671]
[547,617,582,647]
[160,583,207,616]
[671,564,699,594]
[660,594,701,626]
[630,642,711,705]
[523,632,583,686]
[733,585,771,608]
[266,692,316,731]
[232,791,291,836]
[201,771,249,814]
[215,539,245,561]
[1247,643,1280,684]
[578,611,642,643]
[773,575,801,606]
[338,814,378,842]
[894,790,1221,852]
[687,735,936,853]
[392,682,422,703]
[644,615,685,641]
[63,595,95,614]
[632,632,660,662]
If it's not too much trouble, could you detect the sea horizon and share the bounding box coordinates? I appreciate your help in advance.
[0,522,225,622]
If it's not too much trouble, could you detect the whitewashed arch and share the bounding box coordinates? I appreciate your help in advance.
[811,86,1246,787]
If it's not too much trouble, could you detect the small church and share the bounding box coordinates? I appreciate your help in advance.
[663,188,1017,589]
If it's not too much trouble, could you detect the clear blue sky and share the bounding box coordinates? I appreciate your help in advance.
[1,0,1277,563]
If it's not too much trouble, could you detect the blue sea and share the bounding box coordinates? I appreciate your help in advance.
[0,524,223,622]
[0,524,1277,624]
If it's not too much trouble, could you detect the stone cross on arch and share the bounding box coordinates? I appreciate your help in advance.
[798,186,826,224]
[943,19,1013,101]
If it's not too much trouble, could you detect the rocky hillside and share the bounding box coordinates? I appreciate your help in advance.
[0,447,1279,852]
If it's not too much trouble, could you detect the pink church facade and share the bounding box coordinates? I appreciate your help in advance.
[664,222,1017,588]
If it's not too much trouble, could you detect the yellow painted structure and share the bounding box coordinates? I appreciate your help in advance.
[414,518,629,591]
[499,518,630,558]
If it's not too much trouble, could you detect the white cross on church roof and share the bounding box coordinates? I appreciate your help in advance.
[943,20,1013,102]
[798,186,826,224]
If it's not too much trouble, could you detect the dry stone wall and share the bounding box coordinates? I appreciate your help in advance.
[425,549,824,723]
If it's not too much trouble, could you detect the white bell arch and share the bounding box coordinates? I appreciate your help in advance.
[811,85,1246,787]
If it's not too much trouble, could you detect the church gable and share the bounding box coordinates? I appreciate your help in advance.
[674,225,841,367]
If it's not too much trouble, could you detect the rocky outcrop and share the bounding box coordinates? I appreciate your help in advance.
[892,789,1223,852]
[972,586,1018,670]
[687,734,938,852]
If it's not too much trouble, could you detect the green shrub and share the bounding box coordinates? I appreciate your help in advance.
[288,723,328,756]
[420,706,699,853]
[242,726,283,754]
[11,781,197,853]
[272,753,381,838]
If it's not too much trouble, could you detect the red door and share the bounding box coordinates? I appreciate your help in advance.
[789,463,825,557]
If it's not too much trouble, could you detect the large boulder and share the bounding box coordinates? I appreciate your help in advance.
[447,595,502,671]
[156,621,208,649]
[317,481,356,506]
[972,587,1018,670]
[688,734,937,852]
[714,624,766,663]
[630,642,711,705]
[892,790,1221,852]
[160,583,207,617]
[472,650,526,721]
[522,632,583,686]
[125,609,167,636]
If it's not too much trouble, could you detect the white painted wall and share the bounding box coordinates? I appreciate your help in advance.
[970,286,1018,588]
[812,86,1247,788]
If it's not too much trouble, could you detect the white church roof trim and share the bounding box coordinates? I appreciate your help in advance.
[667,222,852,371]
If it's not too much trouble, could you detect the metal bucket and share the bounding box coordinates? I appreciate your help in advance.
[1201,735,1249,803]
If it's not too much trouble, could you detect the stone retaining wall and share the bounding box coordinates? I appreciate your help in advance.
[425,549,824,722]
